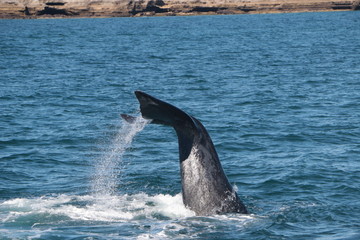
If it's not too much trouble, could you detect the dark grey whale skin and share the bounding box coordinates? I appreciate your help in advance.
[124,91,248,215]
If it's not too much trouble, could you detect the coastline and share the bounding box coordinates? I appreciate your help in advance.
[0,0,359,19]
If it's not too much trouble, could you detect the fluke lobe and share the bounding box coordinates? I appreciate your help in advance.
[122,91,248,215]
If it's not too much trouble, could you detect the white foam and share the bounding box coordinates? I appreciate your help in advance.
[147,193,195,219]
[0,193,195,224]
[0,194,257,240]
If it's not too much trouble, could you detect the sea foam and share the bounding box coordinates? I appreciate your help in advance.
[0,193,195,225]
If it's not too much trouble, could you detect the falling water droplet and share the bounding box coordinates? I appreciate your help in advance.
[92,115,149,196]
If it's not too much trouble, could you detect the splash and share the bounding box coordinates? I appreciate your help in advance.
[0,194,256,239]
[92,115,149,196]
[0,193,195,224]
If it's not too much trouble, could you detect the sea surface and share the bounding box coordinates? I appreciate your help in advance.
[1,11,360,239]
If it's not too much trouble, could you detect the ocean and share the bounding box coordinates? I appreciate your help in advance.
[0,11,359,239]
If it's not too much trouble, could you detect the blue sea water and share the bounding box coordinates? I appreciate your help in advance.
[1,11,360,239]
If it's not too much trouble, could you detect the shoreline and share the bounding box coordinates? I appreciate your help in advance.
[1,0,359,19]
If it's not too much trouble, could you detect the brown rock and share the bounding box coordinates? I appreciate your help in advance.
[0,0,359,19]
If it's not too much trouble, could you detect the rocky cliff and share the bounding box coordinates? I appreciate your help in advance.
[0,0,359,18]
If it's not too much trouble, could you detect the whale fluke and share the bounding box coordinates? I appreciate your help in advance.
[123,91,248,215]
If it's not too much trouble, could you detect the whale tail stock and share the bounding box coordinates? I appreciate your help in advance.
[122,90,248,215]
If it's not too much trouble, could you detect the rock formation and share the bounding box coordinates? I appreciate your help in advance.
[0,0,359,18]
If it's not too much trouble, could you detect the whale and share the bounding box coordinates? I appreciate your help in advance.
[122,91,248,215]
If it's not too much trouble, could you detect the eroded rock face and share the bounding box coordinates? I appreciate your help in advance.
[0,0,359,18]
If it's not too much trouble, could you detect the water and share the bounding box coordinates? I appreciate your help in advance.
[92,116,149,196]
[1,11,360,239]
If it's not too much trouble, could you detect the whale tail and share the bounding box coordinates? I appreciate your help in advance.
[122,91,248,215]
[123,91,198,162]
[134,91,194,127]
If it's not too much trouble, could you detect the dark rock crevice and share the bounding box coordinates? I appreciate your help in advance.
[236,6,256,12]
[37,7,72,16]
[331,1,353,9]
[46,2,66,6]
[145,1,169,13]
[191,6,227,12]
[23,6,30,15]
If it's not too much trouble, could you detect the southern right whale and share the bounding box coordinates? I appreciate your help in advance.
[122,91,248,215]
